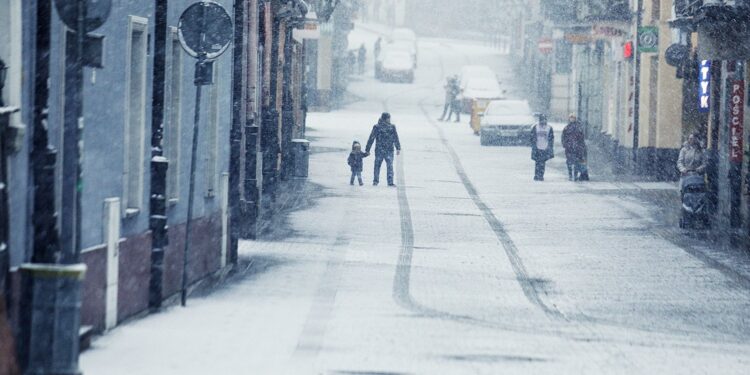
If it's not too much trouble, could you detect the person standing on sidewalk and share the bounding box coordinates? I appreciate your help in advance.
[366,113,401,186]
[347,141,369,186]
[677,132,707,177]
[561,114,587,181]
[358,44,366,75]
[530,114,554,181]
[374,37,382,60]
[439,76,457,121]
[448,78,462,123]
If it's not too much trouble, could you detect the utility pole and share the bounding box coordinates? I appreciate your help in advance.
[632,0,642,170]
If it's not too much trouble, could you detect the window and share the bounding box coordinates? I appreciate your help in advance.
[165,27,182,204]
[205,61,220,197]
[123,16,148,215]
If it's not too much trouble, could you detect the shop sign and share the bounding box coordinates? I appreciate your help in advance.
[538,38,553,54]
[698,60,711,113]
[729,80,744,163]
[637,26,658,53]
[592,25,625,39]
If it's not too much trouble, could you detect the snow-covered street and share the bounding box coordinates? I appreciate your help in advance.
[80,26,750,374]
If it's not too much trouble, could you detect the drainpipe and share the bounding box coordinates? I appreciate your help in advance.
[229,0,245,260]
[149,0,169,311]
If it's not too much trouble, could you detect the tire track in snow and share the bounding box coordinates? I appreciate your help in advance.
[294,234,350,357]
[417,103,566,321]
[422,43,567,320]
[380,77,543,332]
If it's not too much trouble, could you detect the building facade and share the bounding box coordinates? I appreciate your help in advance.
[510,0,750,234]
[1,0,341,371]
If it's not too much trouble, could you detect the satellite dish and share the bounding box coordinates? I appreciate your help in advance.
[178,1,233,60]
[54,0,112,33]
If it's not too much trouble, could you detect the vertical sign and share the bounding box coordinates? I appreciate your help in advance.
[729,80,744,163]
[698,60,711,113]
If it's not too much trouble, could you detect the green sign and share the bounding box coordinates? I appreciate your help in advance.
[637,26,659,53]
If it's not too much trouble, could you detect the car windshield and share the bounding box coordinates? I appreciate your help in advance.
[485,101,531,116]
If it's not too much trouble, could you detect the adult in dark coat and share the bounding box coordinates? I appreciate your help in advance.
[366,112,401,186]
[530,114,554,181]
[561,114,587,181]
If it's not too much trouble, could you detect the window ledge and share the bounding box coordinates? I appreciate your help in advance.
[124,208,140,218]
[167,198,179,206]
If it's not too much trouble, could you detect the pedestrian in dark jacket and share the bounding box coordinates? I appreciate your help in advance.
[561,114,587,181]
[530,114,554,181]
[440,76,460,121]
[347,141,369,186]
[366,112,401,186]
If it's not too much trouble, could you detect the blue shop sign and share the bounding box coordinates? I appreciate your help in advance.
[699,60,711,112]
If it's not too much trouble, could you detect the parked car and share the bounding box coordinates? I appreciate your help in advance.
[378,49,415,83]
[391,28,418,67]
[458,65,505,112]
[479,100,535,146]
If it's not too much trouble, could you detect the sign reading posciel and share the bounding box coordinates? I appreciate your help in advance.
[729,80,744,163]
[698,60,711,113]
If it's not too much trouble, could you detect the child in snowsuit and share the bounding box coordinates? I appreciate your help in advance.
[347,141,369,186]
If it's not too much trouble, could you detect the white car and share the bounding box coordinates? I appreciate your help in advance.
[391,28,418,66]
[459,65,505,112]
[378,49,415,83]
[479,100,535,146]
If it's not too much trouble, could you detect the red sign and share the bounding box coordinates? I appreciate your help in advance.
[623,41,633,59]
[538,38,553,54]
[729,80,744,163]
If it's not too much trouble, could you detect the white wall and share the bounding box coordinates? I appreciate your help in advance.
[0,0,23,113]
